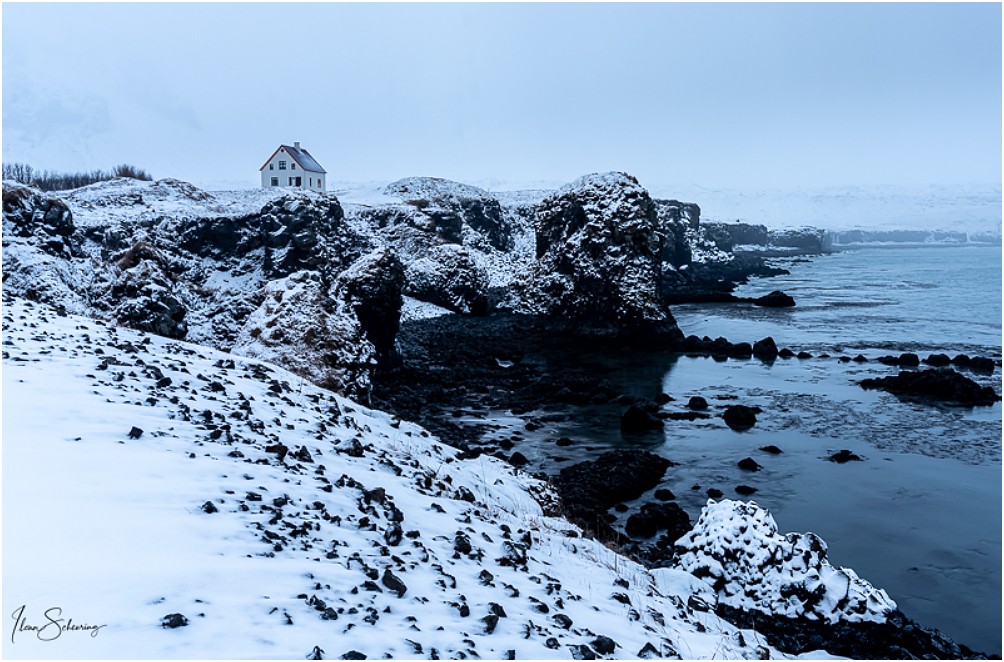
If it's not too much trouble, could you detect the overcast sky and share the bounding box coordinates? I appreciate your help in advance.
[3,2,1001,191]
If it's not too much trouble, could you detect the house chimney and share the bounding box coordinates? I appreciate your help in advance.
[294,141,301,152]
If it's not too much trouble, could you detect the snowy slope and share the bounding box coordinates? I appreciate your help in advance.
[2,295,843,660]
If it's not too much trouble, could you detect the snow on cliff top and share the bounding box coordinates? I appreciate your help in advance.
[1,296,841,660]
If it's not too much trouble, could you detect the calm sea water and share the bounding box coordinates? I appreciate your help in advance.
[493,245,1002,654]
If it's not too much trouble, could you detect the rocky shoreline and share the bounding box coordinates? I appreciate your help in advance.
[372,311,996,660]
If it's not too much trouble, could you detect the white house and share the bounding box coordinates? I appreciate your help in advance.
[260,142,327,191]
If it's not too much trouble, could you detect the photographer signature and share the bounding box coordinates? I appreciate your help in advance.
[10,605,106,643]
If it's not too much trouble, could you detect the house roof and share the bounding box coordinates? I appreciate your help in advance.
[260,144,327,174]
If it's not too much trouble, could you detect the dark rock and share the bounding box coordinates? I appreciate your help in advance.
[553,450,672,541]
[127,426,144,439]
[552,614,573,629]
[200,500,218,514]
[259,193,367,279]
[454,532,472,555]
[686,396,709,410]
[970,357,996,373]
[404,244,488,316]
[860,368,1001,406]
[515,172,683,345]
[878,353,920,367]
[654,392,673,405]
[852,354,869,363]
[591,636,618,655]
[735,485,758,496]
[339,652,367,661]
[795,350,811,359]
[620,404,665,433]
[754,290,795,307]
[723,405,759,430]
[508,451,529,467]
[714,604,986,660]
[828,449,863,463]
[624,502,691,540]
[482,613,499,634]
[555,437,573,447]
[2,183,77,257]
[160,613,188,628]
[919,351,951,367]
[951,354,973,368]
[706,488,724,499]
[653,488,675,501]
[567,644,596,660]
[737,457,761,472]
[381,569,407,597]
[759,445,783,454]
[336,248,405,370]
[752,337,779,361]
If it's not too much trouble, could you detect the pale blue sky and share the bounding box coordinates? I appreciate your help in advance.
[3,2,1001,190]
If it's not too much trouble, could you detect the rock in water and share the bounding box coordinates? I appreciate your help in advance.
[859,368,1001,406]
[553,450,672,539]
[620,404,665,433]
[754,290,796,307]
[624,502,691,540]
[723,405,759,430]
[514,172,683,345]
[752,337,779,360]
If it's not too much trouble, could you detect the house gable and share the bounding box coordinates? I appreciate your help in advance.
[260,144,326,174]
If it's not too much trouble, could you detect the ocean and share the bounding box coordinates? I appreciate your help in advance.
[505,244,1002,654]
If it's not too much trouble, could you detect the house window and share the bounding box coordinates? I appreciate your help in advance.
[291,162,296,170]
[270,177,278,186]
[279,160,287,170]
[309,178,313,187]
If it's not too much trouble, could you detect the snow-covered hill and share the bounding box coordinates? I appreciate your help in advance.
[3,295,852,660]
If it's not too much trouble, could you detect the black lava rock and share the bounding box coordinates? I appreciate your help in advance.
[828,449,863,463]
[128,426,144,439]
[591,636,618,655]
[686,396,709,410]
[553,450,673,541]
[161,613,188,628]
[754,290,795,307]
[860,368,1001,406]
[723,405,759,430]
[735,485,758,495]
[752,337,779,361]
[653,488,676,501]
[381,569,407,597]
[760,445,783,454]
[620,404,665,433]
[625,502,691,540]
[737,457,762,471]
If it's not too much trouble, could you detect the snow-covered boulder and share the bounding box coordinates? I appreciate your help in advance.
[385,177,512,251]
[675,499,897,624]
[335,248,406,370]
[2,181,77,257]
[515,172,682,342]
[403,243,489,315]
[104,243,188,339]
[260,192,370,279]
[232,271,375,401]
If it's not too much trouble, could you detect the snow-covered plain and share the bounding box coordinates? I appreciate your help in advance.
[2,296,848,660]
